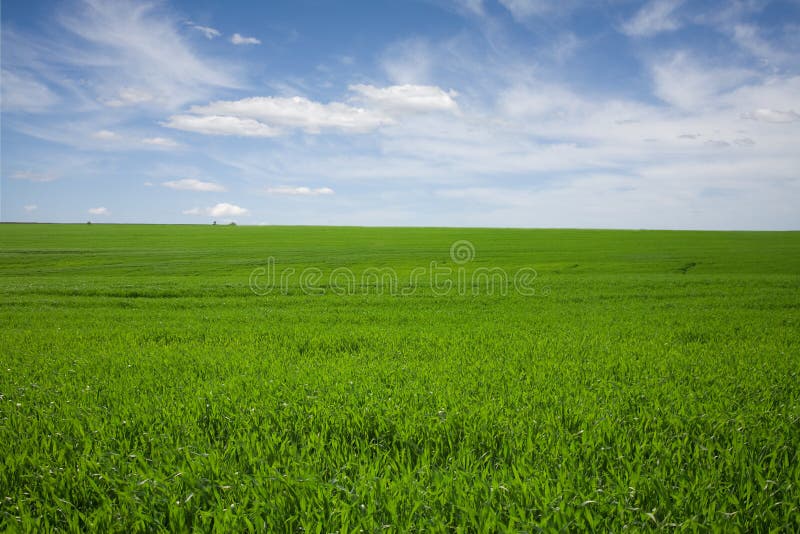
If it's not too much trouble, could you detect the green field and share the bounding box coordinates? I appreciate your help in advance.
[1,224,799,532]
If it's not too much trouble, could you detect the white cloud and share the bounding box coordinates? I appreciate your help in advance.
[24,204,38,212]
[141,137,179,148]
[162,178,226,192]
[92,129,119,140]
[497,82,586,119]
[88,207,110,215]
[88,131,179,149]
[498,0,555,20]
[452,0,485,16]
[721,75,800,114]
[730,24,792,67]
[0,69,59,112]
[188,23,221,39]
[183,203,249,217]
[185,96,390,133]
[266,186,335,196]
[550,32,582,63]
[170,86,460,139]
[451,0,577,22]
[231,33,260,45]
[162,115,280,137]
[11,171,57,182]
[103,87,154,107]
[622,0,684,37]
[34,0,241,110]
[651,52,754,109]
[349,84,459,114]
[382,38,434,85]
[741,108,800,123]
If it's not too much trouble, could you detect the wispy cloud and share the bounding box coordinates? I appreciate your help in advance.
[11,171,58,182]
[231,33,261,45]
[91,129,119,140]
[88,207,110,215]
[162,178,226,192]
[187,22,221,39]
[9,0,242,111]
[265,186,335,196]
[497,0,559,20]
[451,0,484,17]
[0,69,59,112]
[727,23,800,71]
[24,204,38,212]
[741,108,800,123]
[102,87,154,108]
[381,38,435,84]
[90,130,178,149]
[141,137,179,148]
[651,52,753,109]
[622,0,685,37]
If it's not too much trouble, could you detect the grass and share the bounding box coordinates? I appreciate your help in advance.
[1,223,799,531]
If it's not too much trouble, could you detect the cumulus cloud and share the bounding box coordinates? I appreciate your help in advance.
[162,178,226,192]
[741,108,800,123]
[265,186,335,196]
[11,171,57,182]
[162,115,280,137]
[349,84,459,114]
[185,96,390,134]
[209,203,248,216]
[622,0,684,37]
[165,85,459,138]
[231,33,260,45]
[183,203,249,217]
[88,207,109,215]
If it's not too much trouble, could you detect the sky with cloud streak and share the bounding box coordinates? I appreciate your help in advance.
[2,0,799,228]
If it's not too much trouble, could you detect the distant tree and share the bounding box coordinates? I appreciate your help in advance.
[229,221,237,226]
[87,221,92,225]
[213,221,217,225]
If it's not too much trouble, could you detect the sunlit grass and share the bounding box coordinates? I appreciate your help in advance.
[1,224,799,531]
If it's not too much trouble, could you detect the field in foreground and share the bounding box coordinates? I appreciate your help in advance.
[1,224,799,532]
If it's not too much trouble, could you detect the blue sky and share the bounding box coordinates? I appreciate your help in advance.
[2,0,799,229]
